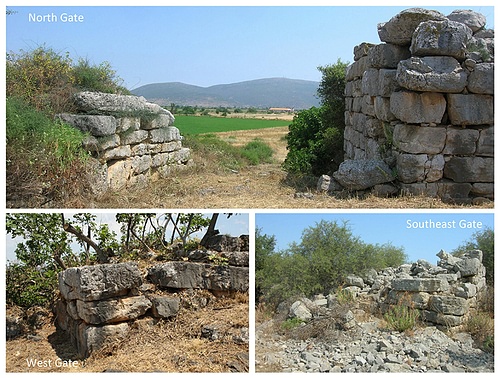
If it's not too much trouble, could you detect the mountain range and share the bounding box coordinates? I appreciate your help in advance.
[131,78,320,109]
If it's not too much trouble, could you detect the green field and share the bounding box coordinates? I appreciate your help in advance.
[173,115,290,135]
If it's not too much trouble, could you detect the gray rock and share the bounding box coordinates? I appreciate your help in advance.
[467,63,494,94]
[447,9,487,32]
[332,159,394,190]
[289,300,312,322]
[396,56,467,93]
[150,296,180,318]
[75,295,151,325]
[57,114,117,136]
[390,91,446,124]
[393,124,446,154]
[377,8,447,46]
[444,157,493,183]
[411,20,472,60]
[447,94,494,126]
[428,295,468,316]
[147,261,249,292]
[58,262,143,302]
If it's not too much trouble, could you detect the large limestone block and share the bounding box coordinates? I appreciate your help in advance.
[77,322,130,358]
[444,157,493,183]
[386,290,430,310]
[150,296,180,318]
[467,63,494,95]
[411,20,472,60]
[428,295,468,316]
[393,124,446,154]
[74,91,148,113]
[58,262,143,302]
[454,258,482,277]
[147,262,249,292]
[149,126,181,143]
[447,94,494,126]
[332,159,394,190]
[390,92,446,124]
[442,128,479,155]
[447,9,487,32]
[396,56,467,93]
[422,311,463,327]
[391,278,449,293]
[57,114,117,137]
[476,127,494,157]
[396,154,444,184]
[368,43,411,69]
[377,8,446,46]
[76,295,151,325]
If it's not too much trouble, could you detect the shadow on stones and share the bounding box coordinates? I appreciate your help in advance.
[47,329,79,361]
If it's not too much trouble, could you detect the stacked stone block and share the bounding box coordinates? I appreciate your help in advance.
[56,91,191,191]
[344,249,487,328]
[343,8,494,203]
[55,235,249,358]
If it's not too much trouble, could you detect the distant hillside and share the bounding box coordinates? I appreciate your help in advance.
[131,78,320,109]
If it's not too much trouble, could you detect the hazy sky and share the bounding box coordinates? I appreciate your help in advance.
[256,212,494,264]
[5,2,494,89]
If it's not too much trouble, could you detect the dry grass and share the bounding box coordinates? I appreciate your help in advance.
[17,126,494,209]
[5,293,249,373]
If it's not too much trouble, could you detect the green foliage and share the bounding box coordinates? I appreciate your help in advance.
[452,228,494,285]
[465,311,494,352]
[283,59,348,176]
[335,287,356,305]
[6,45,128,114]
[281,317,303,330]
[72,57,129,94]
[256,220,407,307]
[384,302,420,333]
[240,138,274,165]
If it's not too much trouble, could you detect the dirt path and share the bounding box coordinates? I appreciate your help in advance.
[87,127,491,209]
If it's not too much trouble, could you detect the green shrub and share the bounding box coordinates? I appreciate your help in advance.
[240,138,274,165]
[281,317,304,330]
[72,57,129,94]
[384,303,420,332]
[465,311,494,352]
[336,287,356,305]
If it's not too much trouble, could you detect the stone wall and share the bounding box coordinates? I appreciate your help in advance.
[56,91,191,192]
[331,8,494,203]
[342,249,487,328]
[55,235,249,358]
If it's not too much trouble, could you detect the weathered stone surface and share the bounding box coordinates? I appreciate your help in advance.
[149,126,181,143]
[76,295,151,325]
[428,295,468,316]
[390,91,446,124]
[393,124,446,154]
[444,157,493,182]
[422,311,463,327]
[289,300,312,322]
[387,290,430,310]
[377,8,447,46]
[454,258,482,277]
[150,296,180,318]
[374,97,396,122]
[317,174,343,192]
[467,63,494,94]
[107,160,132,190]
[447,94,494,126]
[78,322,130,358]
[353,42,375,61]
[147,262,249,292]
[476,127,494,156]
[368,43,411,69]
[141,113,174,130]
[116,117,140,133]
[447,9,487,32]
[396,56,467,92]
[73,91,150,114]
[411,20,472,60]
[443,128,479,155]
[333,159,394,190]
[454,283,477,299]
[391,278,449,292]
[345,275,364,288]
[121,129,148,145]
[57,114,117,136]
[346,56,370,81]
[58,262,142,302]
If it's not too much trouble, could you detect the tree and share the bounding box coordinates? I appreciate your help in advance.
[283,59,348,176]
[452,228,494,285]
[255,220,407,307]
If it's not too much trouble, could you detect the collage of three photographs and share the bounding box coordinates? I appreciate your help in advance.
[3,2,495,374]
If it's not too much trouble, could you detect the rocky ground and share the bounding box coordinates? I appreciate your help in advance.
[255,317,494,373]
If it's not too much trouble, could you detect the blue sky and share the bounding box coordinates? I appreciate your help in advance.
[256,212,494,264]
[5,2,494,89]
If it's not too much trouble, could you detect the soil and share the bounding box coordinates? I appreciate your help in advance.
[5,293,249,373]
[87,126,493,209]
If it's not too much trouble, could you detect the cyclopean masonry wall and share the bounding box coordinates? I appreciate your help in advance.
[55,235,249,359]
[56,91,191,192]
[323,8,494,204]
[341,249,487,329]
